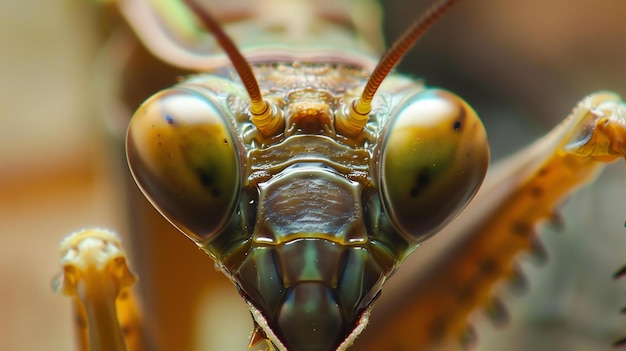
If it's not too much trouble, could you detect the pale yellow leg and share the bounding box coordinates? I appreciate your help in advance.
[54,229,141,351]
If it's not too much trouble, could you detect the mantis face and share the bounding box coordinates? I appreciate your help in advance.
[124,2,490,349]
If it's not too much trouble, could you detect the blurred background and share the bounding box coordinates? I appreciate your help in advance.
[1,0,625,350]
[0,1,115,351]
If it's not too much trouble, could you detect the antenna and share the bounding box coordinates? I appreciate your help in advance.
[336,0,460,137]
[183,0,283,136]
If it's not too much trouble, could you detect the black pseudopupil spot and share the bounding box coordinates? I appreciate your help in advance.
[409,169,430,198]
[417,170,430,187]
[198,168,222,198]
[198,168,214,187]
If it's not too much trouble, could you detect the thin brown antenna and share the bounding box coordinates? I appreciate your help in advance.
[183,0,281,136]
[337,0,460,136]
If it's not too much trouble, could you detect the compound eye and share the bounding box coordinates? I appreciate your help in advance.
[380,89,489,243]
[126,88,240,244]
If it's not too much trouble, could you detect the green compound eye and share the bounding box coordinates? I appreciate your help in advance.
[380,89,490,244]
[126,88,241,244]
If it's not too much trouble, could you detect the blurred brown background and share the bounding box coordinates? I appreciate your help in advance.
[1,0,625,350]
[0,1,113,351]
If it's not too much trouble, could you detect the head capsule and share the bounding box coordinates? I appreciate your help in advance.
[380,88,490,243]
[126,88,241,245]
